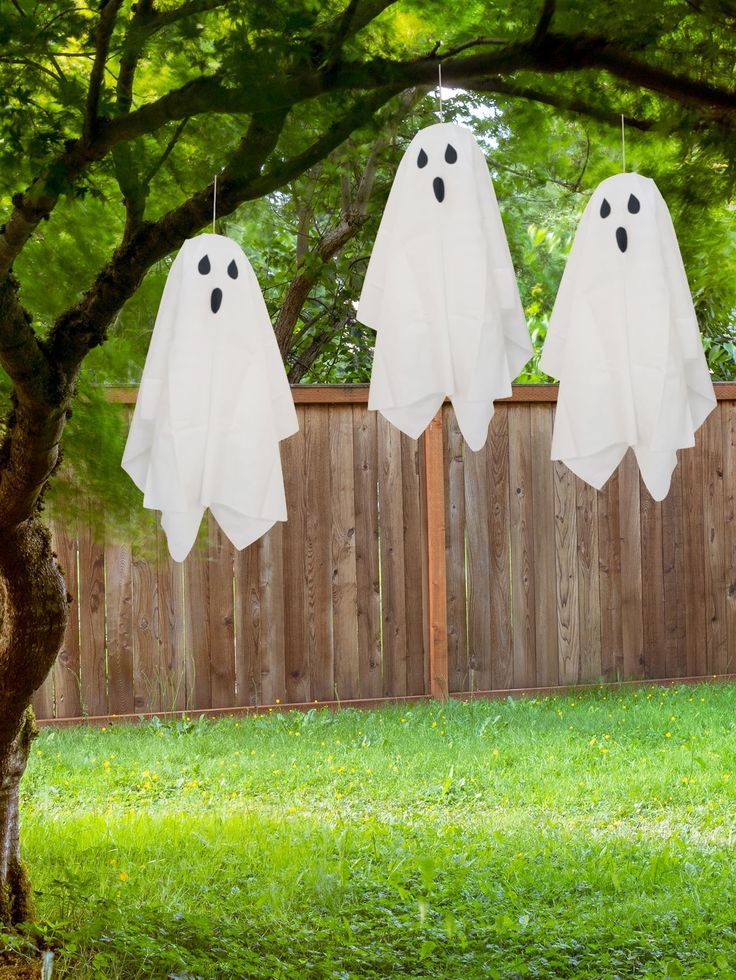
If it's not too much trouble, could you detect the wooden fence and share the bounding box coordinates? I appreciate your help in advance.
[33,384,736,722]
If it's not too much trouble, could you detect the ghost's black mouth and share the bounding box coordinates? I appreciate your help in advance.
[433,176,445,203]
[615,227,628,253]
[211,287,223,313]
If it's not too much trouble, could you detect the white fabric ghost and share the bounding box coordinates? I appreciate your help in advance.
[540,173,715,501]
[358,122,532,451]
[122,234,298,562]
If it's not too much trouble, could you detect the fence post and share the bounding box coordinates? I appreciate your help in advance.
[423,410,449,700]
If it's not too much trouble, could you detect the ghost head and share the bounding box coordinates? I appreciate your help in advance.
[540,173,715,500]
[580,173,680,282]
[174,235,253,324]
[122,234,298,561]
[359,123,531,451]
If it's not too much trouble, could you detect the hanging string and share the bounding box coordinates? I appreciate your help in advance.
[621,114,626,173]
[437,62,444,122]
[212,173,218,233]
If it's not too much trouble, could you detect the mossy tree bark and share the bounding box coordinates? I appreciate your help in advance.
[0,521,68,926]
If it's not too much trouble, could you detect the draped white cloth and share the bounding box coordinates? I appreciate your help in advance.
[358,122,532,451]
[540,173,715,500]
[122,234,298,561]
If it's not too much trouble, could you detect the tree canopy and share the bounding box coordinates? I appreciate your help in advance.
[0,0,733,526]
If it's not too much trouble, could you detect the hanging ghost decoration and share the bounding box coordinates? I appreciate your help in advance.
[122,234,298,562]
[358,122,532,451]
[540,173,715,501]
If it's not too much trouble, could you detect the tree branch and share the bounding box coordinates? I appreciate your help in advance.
[471,77,656,130]
[334,40,736,112]
[295,176,319,268]
[288,320,342,382]
[532,0,556,47]
[111,0,239,99]
[0,279,53,409]
[327,0,361,54]
[0,280,64,527]
[143,0,231,31]
[142,118,190,187]
[318,0,398,44]
[116,0,154,113]
[83,0,124,142]
[435,37,514,58]
[532,31,736,111]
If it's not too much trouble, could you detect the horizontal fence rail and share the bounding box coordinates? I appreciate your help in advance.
[33,384,736,722]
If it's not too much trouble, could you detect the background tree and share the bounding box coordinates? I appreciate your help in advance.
[0,0,734,928]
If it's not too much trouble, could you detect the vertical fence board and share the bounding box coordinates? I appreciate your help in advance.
[106,539,135,714]
[639,485,666,679]
[132,525,158,713]
[184,542,211,711]
[260,523,289,704]
[51,521,82,718]
[444,407,468,693]
[508,407,536,689]
[662,462,687,678]
[402,433,427,696]
[259,526,287,706]
[155,523,186,711]
[305,406,334,701]
[722,403,736,675]
[331,406,360,701]
[531,405,559,687]
[619,451,645,679]
[208,516,236,709]
[420,421,445,698]
[378,416,408,697]
[576,480,601,683]
[598,470,623,681]
[465,441,492,691]
[353,407,382,699]
[702,409,727,674]
[281,407,309,704]
[78,522,107,715]
[417,434,432,696]
[682,438,707,677]
[488,406,513,690]
[32,671,54,721]
[234,540,261,707]
[554,462,579,684]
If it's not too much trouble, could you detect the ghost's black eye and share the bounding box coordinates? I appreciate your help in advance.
[444,143,457,164]
[600,198,611,219]
[198,255,211,275]
[227,259,238,280]
[417,148,428,169]
[627,194,640,214]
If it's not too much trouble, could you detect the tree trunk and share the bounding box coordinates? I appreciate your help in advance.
[0,709,38,925]
[0,518,68,927]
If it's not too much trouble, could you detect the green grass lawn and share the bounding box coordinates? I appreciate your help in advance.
[8,683,736,978]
